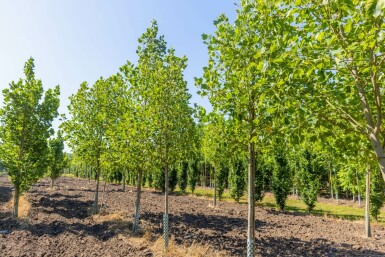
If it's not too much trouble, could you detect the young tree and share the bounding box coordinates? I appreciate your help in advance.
[47,131,68,188]
[198,2,296,254]
[0,58,60,217]
[201,113,228,207]
[288,0,385,184]
[138,21,194,249]
[63,77,113,214]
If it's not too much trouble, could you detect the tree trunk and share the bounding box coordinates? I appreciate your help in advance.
[93,164,100,214]
[335,189,339,204]
[164,164,169,251]
[355,169,361,207]
[133,169,143,232]
[50,178,54,189]
[123,170,126,192]
[88,166,91,184]
[131,172,135,192]
[247,129,256,257]
[370,135,385,183]
[101,180,107,209]
[213,171,217,208]
[328,161,334,199]
[13,186,20,218]
[365,167,371,238]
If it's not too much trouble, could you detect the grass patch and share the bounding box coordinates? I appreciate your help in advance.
[62,173,76,178]
[151,237,229,257]
[65,176,385,225]
[258,195,385,223]
[173,186,385,225]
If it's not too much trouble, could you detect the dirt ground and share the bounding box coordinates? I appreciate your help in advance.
[1,175,385,257]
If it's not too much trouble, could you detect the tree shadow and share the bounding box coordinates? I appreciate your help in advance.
[0,183,13,204]
[255,236,385,257]
[140,211,268,255]
[140,211,385,256]
[49,192,83,199]
[24,219,133,241]
[30,196,93,219]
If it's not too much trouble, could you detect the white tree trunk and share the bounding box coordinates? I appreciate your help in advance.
[365,168,371,238]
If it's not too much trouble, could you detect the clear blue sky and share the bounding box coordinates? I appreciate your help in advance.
[0,0,238,130]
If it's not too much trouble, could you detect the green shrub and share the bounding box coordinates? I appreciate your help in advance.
[178,162,188,193]
[272,152,292,211]
[229,159,246,202]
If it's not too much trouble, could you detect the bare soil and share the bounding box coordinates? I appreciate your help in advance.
[1,175,385,256]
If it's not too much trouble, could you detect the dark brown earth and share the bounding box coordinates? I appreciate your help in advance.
[1,175,385,257]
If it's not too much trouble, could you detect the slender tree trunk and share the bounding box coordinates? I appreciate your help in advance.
[335,188,339,204]
[123,170,126,192]
[101,180,107,209]
[88,165,91,183]
[369,135,385,183]
[50,178,54,189]
[365,167,371,237]
[164,163,169,251]
[133,169,143,232]
[13,185,20,218]
[93,163,101,214]
[213,172,217,208]
[247,114,256,257]
[328,161,334,199]
[131,172,135,192]
[355,168,361,207]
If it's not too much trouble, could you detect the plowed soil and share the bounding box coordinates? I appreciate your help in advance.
[1,175,385,256]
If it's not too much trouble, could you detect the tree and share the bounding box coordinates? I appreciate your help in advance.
[47,131,68,188]
[0,57,60,217]
[288,0,385,184]
[198,1,296,254]
[63,77,114,214]
[137,21,194,249]
[200,113,228,207]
